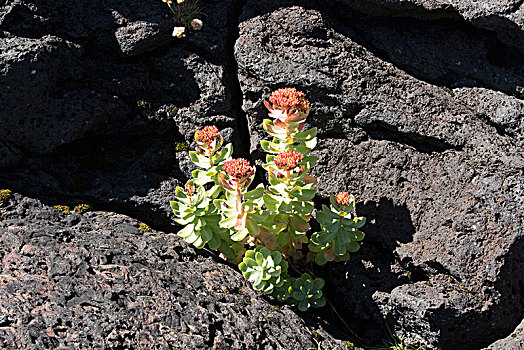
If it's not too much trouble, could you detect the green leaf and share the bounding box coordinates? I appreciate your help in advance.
[292,200,314,215]
[207,184,222,199]
[253,278,265,291]
[304,137,317,150]
[313,297,326,308]
[353,217,366,228]
[192,169,213,185]
[313,278,325,290]
[200,226,212,242]
[185,231,199,244]
[255,252,264,266]
[263,119,288,139]
[263,193,280,212]
[175,187,188,200]
[337,230,350,244]
[246,217,260,236]
[353,230,365,241]
[260,140,281,154]
[214,143,233,163]
[177,224,194,238]
[220,215,238,228]
[175,215,194,226]
[189,151,211,168]
[207,234,221,250]
[298,300,309,312]
[193,236,205,249]
[243,270,255,281]
[289,188,316,201]
[315,211,332,226]
[334,241,346,256]
[231,228,249,241]
[347,241,360,252]
[194,217,204,230]
[323,204,340,219]
[244,185,265,200]
[250,210,270,222]
[294,127,317,142]
[317,231,336,245]
[315,253,327,265]
[276,229,290,247]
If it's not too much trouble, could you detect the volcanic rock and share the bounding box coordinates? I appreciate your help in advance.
[235,1,524,348]
[0,193,347,349]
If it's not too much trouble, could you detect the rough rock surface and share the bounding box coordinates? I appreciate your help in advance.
[236,1,523,348]
[333,0,524,52]
[484,318,524,350]
[0,193,348,349]
[0,0,244,229]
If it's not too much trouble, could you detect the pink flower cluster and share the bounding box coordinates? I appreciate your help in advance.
[274,150,304,170]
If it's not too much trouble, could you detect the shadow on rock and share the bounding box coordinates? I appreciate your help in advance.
[437,235,524,349]
[307,198,417,345]
[322,2,524,98]
[0,122,190,231]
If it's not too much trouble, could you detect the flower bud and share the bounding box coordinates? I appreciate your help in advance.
[264,88,310,127]
[219,158,255,192]
[333,192,354,212]
[195,125,220,146]
[184,182,195,196]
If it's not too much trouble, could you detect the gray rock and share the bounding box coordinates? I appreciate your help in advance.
[333,0,524,52]
[115,20,173,57]
[0,35,128,156]
[453,87,524,147]
[484,318,524,350]
[0,193,348,349]
[0,0,242,230]
[236,2,524,348]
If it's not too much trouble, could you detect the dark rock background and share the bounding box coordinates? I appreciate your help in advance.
[1,0,523,349]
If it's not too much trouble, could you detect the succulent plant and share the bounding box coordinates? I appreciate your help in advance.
[308,193,366,265]
[238,246,289,294]
[169,89,367,313]
[288,273,326,311]
[190,125,233,186]
[170,180,230,250]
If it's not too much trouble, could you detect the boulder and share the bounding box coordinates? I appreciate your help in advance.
[332,0,524,53]
[483,318,524,350]
[235,1,523,348]
[0,0,244,229]
[0,193,349,349]
[1,0,523,348]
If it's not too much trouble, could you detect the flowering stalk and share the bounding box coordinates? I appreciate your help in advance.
[308,192,366,265]
[257,88,318,259]
[189,125,233,188]
[214,158,267,242]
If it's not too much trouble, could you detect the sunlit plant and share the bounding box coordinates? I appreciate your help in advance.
[170,88,366,311]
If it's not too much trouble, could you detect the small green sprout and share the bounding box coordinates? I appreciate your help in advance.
[162,0,203,29]
[238,246,288,294]
[308,192,365,265]
[287,273,326,311]
[371,324,425,350]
